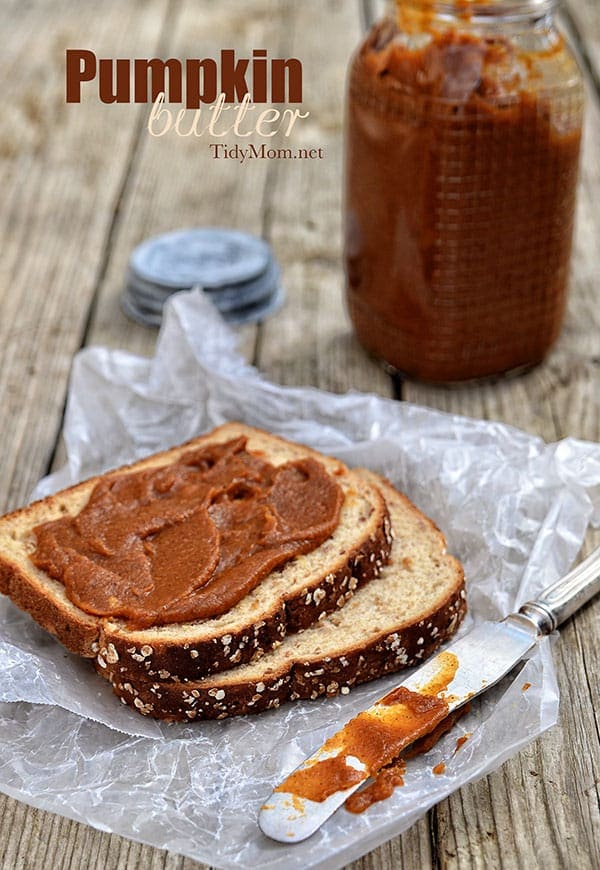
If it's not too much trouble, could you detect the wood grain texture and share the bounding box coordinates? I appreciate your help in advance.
[0,0,169,511]
[565,0,600,88]
[79,0,283,363]
[0,0,599,868]
[254,0,393,397]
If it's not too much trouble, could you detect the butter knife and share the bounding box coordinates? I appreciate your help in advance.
[259,546,600,843]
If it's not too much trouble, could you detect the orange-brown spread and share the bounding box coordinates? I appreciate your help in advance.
[345,11,583,382]
[345,758,406,814]
[31,437,343,628]
[403,700,471,759]
[276,652,459,806]
[345,701,472,814]
[455,733,470,752]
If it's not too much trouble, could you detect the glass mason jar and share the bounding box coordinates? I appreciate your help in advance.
[344,0,584,383]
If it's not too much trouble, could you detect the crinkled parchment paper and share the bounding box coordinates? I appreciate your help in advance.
[1,289,600,869]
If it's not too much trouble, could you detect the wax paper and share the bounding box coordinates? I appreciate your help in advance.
[1,288,599,869]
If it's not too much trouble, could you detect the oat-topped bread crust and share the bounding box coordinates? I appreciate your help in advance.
[0,424,391,679]
[102,473,467,721]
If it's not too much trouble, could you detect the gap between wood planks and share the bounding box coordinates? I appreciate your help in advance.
[248,0,295,370]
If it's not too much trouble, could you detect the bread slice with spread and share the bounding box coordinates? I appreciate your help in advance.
[0,424,392,679]
[101,473,467,720]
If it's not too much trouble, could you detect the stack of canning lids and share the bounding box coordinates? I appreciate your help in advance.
[122,228,284,327]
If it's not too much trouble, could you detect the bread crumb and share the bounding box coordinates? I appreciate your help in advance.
[313,588,326,605]
[105,643,119,664]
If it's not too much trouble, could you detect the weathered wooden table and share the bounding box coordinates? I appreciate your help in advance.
[1,0,598,867]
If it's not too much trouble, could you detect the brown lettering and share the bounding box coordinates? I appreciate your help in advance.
[99,58,130,104]
[65,49,96,102]
[186,59,218,108]
[134,58,183,103]
[252,49,268,102]
[67,50,306,110]
[271,58,302,103]
[221,50,249,101]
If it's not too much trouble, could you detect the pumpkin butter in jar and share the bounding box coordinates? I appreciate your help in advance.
[344,0,583,382]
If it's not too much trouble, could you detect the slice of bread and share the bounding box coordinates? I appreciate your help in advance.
[0,424,392,679]
[102,474,467,721]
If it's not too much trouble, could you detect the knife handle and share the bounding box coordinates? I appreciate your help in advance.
[519,545,600,633]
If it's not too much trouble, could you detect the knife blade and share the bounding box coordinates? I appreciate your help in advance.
[259,546,600,843]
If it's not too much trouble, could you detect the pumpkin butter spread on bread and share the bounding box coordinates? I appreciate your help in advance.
[0,423,465,719]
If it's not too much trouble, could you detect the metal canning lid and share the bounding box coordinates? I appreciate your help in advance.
[224,283,285,325]
[125,269,174,301]
[204,261,280,313]
[129,228,273,290]
[122,284,285,328]
[124,260,281,314]
[121,290,163,328]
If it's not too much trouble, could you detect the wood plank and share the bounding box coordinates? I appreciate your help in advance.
[83,0,312,367]
[0,0,169,512]
[346,823,433,870]
[82,0,285,361]
[565,0,600,88]
[254,0,393,398]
